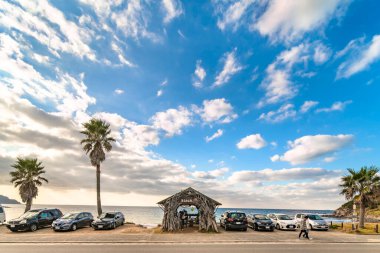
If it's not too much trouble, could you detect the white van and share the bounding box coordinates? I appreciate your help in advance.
[0,204,6,224]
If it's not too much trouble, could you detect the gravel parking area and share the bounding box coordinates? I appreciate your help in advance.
[1,224,380,244]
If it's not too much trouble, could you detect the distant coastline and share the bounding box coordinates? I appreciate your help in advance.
[0,195,20,205]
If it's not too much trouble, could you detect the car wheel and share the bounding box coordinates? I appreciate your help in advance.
[225,225,229,231]
[71,224,77,231]
[112,222,116,229]
[243,228,247,232]
[276,224,280,230]
[254,224,258,231]
[30,224,38,232]
[270,228,274,232]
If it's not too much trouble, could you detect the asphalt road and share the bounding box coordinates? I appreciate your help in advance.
[1,243,380,253]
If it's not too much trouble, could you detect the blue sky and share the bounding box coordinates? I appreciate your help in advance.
[0,0,380,209]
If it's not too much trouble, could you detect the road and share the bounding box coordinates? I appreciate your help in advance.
[1,243,379,253]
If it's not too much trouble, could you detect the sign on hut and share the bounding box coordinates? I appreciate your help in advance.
[157,187,221,232]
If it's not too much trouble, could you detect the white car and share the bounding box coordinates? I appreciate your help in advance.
[268,213,296,230]
[0,204,5,224]
[294,213,329,231]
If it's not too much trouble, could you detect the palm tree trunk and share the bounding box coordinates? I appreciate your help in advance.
[96,164,102,216]
[24,198,32,213]
[359,198,365,228]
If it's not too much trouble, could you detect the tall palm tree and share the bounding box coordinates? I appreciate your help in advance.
[339,166,380,228]
[80,118,115,216]
[10,157,48,213]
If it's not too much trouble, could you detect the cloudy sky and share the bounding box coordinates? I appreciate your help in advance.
[1,0,379,209]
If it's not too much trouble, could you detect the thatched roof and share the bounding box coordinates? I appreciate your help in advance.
[157,187,222,206]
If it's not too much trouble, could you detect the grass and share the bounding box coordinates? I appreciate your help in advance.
[331,222,380,235]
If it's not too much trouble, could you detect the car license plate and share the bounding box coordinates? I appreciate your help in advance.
[55,226,59,229]
[290,225,294,228]
[266,226,270,229]
[11,225,15,228]
[98,225,103,228]
[236,222,241,224]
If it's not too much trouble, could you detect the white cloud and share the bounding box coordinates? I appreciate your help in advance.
[160,79,168,86]
[110,0,159,42]
[253,0,351,43]
[194,98,238,124]
[0,0,96,60]
[237,134,267,150]
[259,104,297,123]
[316,100,352,113]
[192,60,207,88]
[258,42,330,107]
[0,34,96,117]
[110,41,135,67]
[217,0,255,31]
[213,49,243,88]
[162,0,183,24]
[205,129,224,143]
[229,167,340,183]
[271,134,354,165]
[258,44,308,107]
[300,100,319,113]
[337,34,380,78]
[114,89,124,95]
[193,167,229,179]
[157,89,164,97]
[313,43,332,64]
[151,106,192,137]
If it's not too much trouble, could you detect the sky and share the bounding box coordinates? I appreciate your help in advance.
[0,0,380,209]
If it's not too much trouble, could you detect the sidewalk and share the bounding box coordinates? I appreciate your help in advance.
[1,225,379,244]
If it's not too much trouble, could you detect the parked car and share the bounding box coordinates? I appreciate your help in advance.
[247,213,275,231]
[92,211,124,230]
[0,204,6,224]
[294,213,329,231]
[267,213,296,230]
[219,211,248,231]
[52,212,93,231]
[6,208,62,232]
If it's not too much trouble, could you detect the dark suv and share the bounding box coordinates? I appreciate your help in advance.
[6,208,62,232]
[92,211,124,230]
[219,211,248,231]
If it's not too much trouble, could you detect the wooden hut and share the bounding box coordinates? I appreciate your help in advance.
[157,187,221,232]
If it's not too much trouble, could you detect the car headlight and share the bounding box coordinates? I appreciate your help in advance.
[20,220,27,224]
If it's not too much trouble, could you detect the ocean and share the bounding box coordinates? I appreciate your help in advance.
[1,204,348,227]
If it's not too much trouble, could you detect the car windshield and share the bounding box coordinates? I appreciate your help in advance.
[254,214,269,220]
[100,213,115,219]
[308,215,323,220]
[229,213,245,219]
[278,215,292,220]
[19,210,39,219]
[61,213,78,219]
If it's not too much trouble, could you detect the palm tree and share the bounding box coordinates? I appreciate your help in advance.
[80,118,115,216]
[10,157,48,213]
[339,166,380,228]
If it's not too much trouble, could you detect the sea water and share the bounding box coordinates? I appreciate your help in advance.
[1,204,348,227]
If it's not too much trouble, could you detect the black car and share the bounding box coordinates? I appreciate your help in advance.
[6,208,63,232]
[92,211,124,230]
[52,212,94,231]
[247,213,275,231]
[219,211,248,231]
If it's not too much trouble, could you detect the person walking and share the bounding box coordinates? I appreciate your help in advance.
[299,215,310,239]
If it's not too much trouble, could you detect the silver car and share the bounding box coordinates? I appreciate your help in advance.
[268,213,296,230]
[294,213,329,231]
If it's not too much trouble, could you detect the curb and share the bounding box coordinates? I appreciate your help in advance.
[1,241,380,245]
